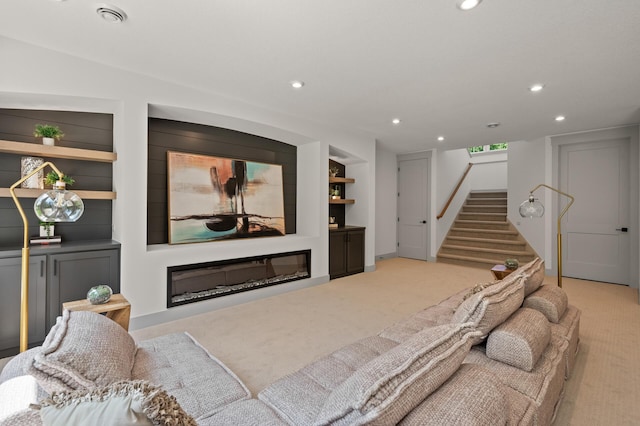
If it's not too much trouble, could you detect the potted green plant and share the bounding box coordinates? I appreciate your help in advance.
[39,221,54,238]
[329,166,340,178]
[34,124,64,146]
[45,171,75,188]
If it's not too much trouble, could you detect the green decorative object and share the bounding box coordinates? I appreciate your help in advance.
[504,258,519,270]
[33,124,64,140]
[87,285,113,305]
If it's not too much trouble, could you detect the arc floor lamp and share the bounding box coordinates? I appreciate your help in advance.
[9,161,84,352]
[519,184,574,288]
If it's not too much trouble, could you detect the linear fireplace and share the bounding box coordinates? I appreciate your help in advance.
[167,250,311,307]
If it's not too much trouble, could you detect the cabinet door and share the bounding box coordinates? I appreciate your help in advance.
[346,229,365,275]
[329,231,347,278]
[0,255,47,357]
[48,249,120,329]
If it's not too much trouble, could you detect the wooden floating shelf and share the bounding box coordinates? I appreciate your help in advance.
[329,177,355,184]
[0,140,117,163]
[329,198,355,204]
[0,188,116,200]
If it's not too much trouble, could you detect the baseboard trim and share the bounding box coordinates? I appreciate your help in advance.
[130,275,329,331]
[376,252,397,260]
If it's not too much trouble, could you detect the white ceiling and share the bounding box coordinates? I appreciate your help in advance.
[2,0,639,154]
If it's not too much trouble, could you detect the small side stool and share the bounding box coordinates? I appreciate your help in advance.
[62,293,131,331]
[491,264,513,280]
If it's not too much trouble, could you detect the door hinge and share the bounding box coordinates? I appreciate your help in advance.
[397,217,400,222]
[397,242,400,247]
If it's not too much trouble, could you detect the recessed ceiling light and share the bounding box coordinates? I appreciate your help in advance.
[392,118,401,125]
[529,84,545,92]
[456,0,482,11]
[290,80,304,89]
[555,115,566,122]
[96,4,127,23]
[487,122,500,128]
[437,136,445,142]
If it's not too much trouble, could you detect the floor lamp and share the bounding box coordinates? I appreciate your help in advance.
[519,184,574,288]
[9,162,84,352]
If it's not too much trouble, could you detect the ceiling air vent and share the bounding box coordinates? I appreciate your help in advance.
[96,4,127,23]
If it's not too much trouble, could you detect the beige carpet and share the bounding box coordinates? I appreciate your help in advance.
[130,257,640,425]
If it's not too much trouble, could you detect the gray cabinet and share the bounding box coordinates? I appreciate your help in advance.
[0,255,47,358]
[0,241,120,357]
[329,226,365,279]
[47,248,120,329]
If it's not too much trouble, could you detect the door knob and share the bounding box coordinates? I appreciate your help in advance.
[616,227,628,232]
[420,220,427,224]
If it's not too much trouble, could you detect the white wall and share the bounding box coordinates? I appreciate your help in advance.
[0,36,378,326]
[507,138,547,261]
[374,144,398,258]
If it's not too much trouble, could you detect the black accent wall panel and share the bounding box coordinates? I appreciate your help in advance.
[0,109,113,248]
[147,118,297,245]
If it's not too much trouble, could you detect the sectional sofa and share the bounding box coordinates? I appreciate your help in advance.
[0,257,579,425]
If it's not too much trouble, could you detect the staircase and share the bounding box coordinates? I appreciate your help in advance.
[437,190,537,269]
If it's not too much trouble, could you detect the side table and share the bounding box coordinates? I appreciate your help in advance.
[491,264,513,280]
[62,293,131,331]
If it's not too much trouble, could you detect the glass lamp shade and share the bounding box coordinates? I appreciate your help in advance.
[519,194,545,218]
[34,188,84,222]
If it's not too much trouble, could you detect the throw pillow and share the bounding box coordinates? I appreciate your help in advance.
[523,285,568,323]
[486,308,551,372]
[38,380,196,426]
[29,310,137,394]
[512,258,545,296]
[0,375,40,423]
[452,273,525,344]
[314,323,481,426]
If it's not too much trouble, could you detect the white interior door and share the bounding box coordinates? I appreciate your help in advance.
[560,138,630,285]
[397,156,429,260]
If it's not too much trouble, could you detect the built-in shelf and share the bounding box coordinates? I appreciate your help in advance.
[329,198,355,204]
[0,140,117,163]
[0,139,117,200]
[329,176,355,184]
[0,188,116,200]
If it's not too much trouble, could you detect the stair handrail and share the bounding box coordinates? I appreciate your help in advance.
[437,163,473,220]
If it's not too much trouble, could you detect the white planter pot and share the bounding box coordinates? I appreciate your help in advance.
[40,224,55,238]
[42,137,55,146]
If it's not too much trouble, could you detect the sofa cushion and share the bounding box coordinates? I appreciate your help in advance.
[258,336,399,426]
[197,399,286,426]
[132,332,251,422]
[524,285,568,323]
[397,364,509,426]
[28,310,137,394]
[39,380,196,426]
[452,273,525,344]
[313,323,480,426]
[464,333,568,426]
[486,308,551,372]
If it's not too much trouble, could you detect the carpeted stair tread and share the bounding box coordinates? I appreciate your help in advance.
[437,253,507,266]
[440,244,534,257]
[450,227,518,235]
[446,236,526,246]
[455,219,509,225]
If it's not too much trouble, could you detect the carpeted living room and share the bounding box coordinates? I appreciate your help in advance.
[1,1,640,425]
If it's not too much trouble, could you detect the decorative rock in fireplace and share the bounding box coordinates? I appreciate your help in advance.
[167,250,311,307]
